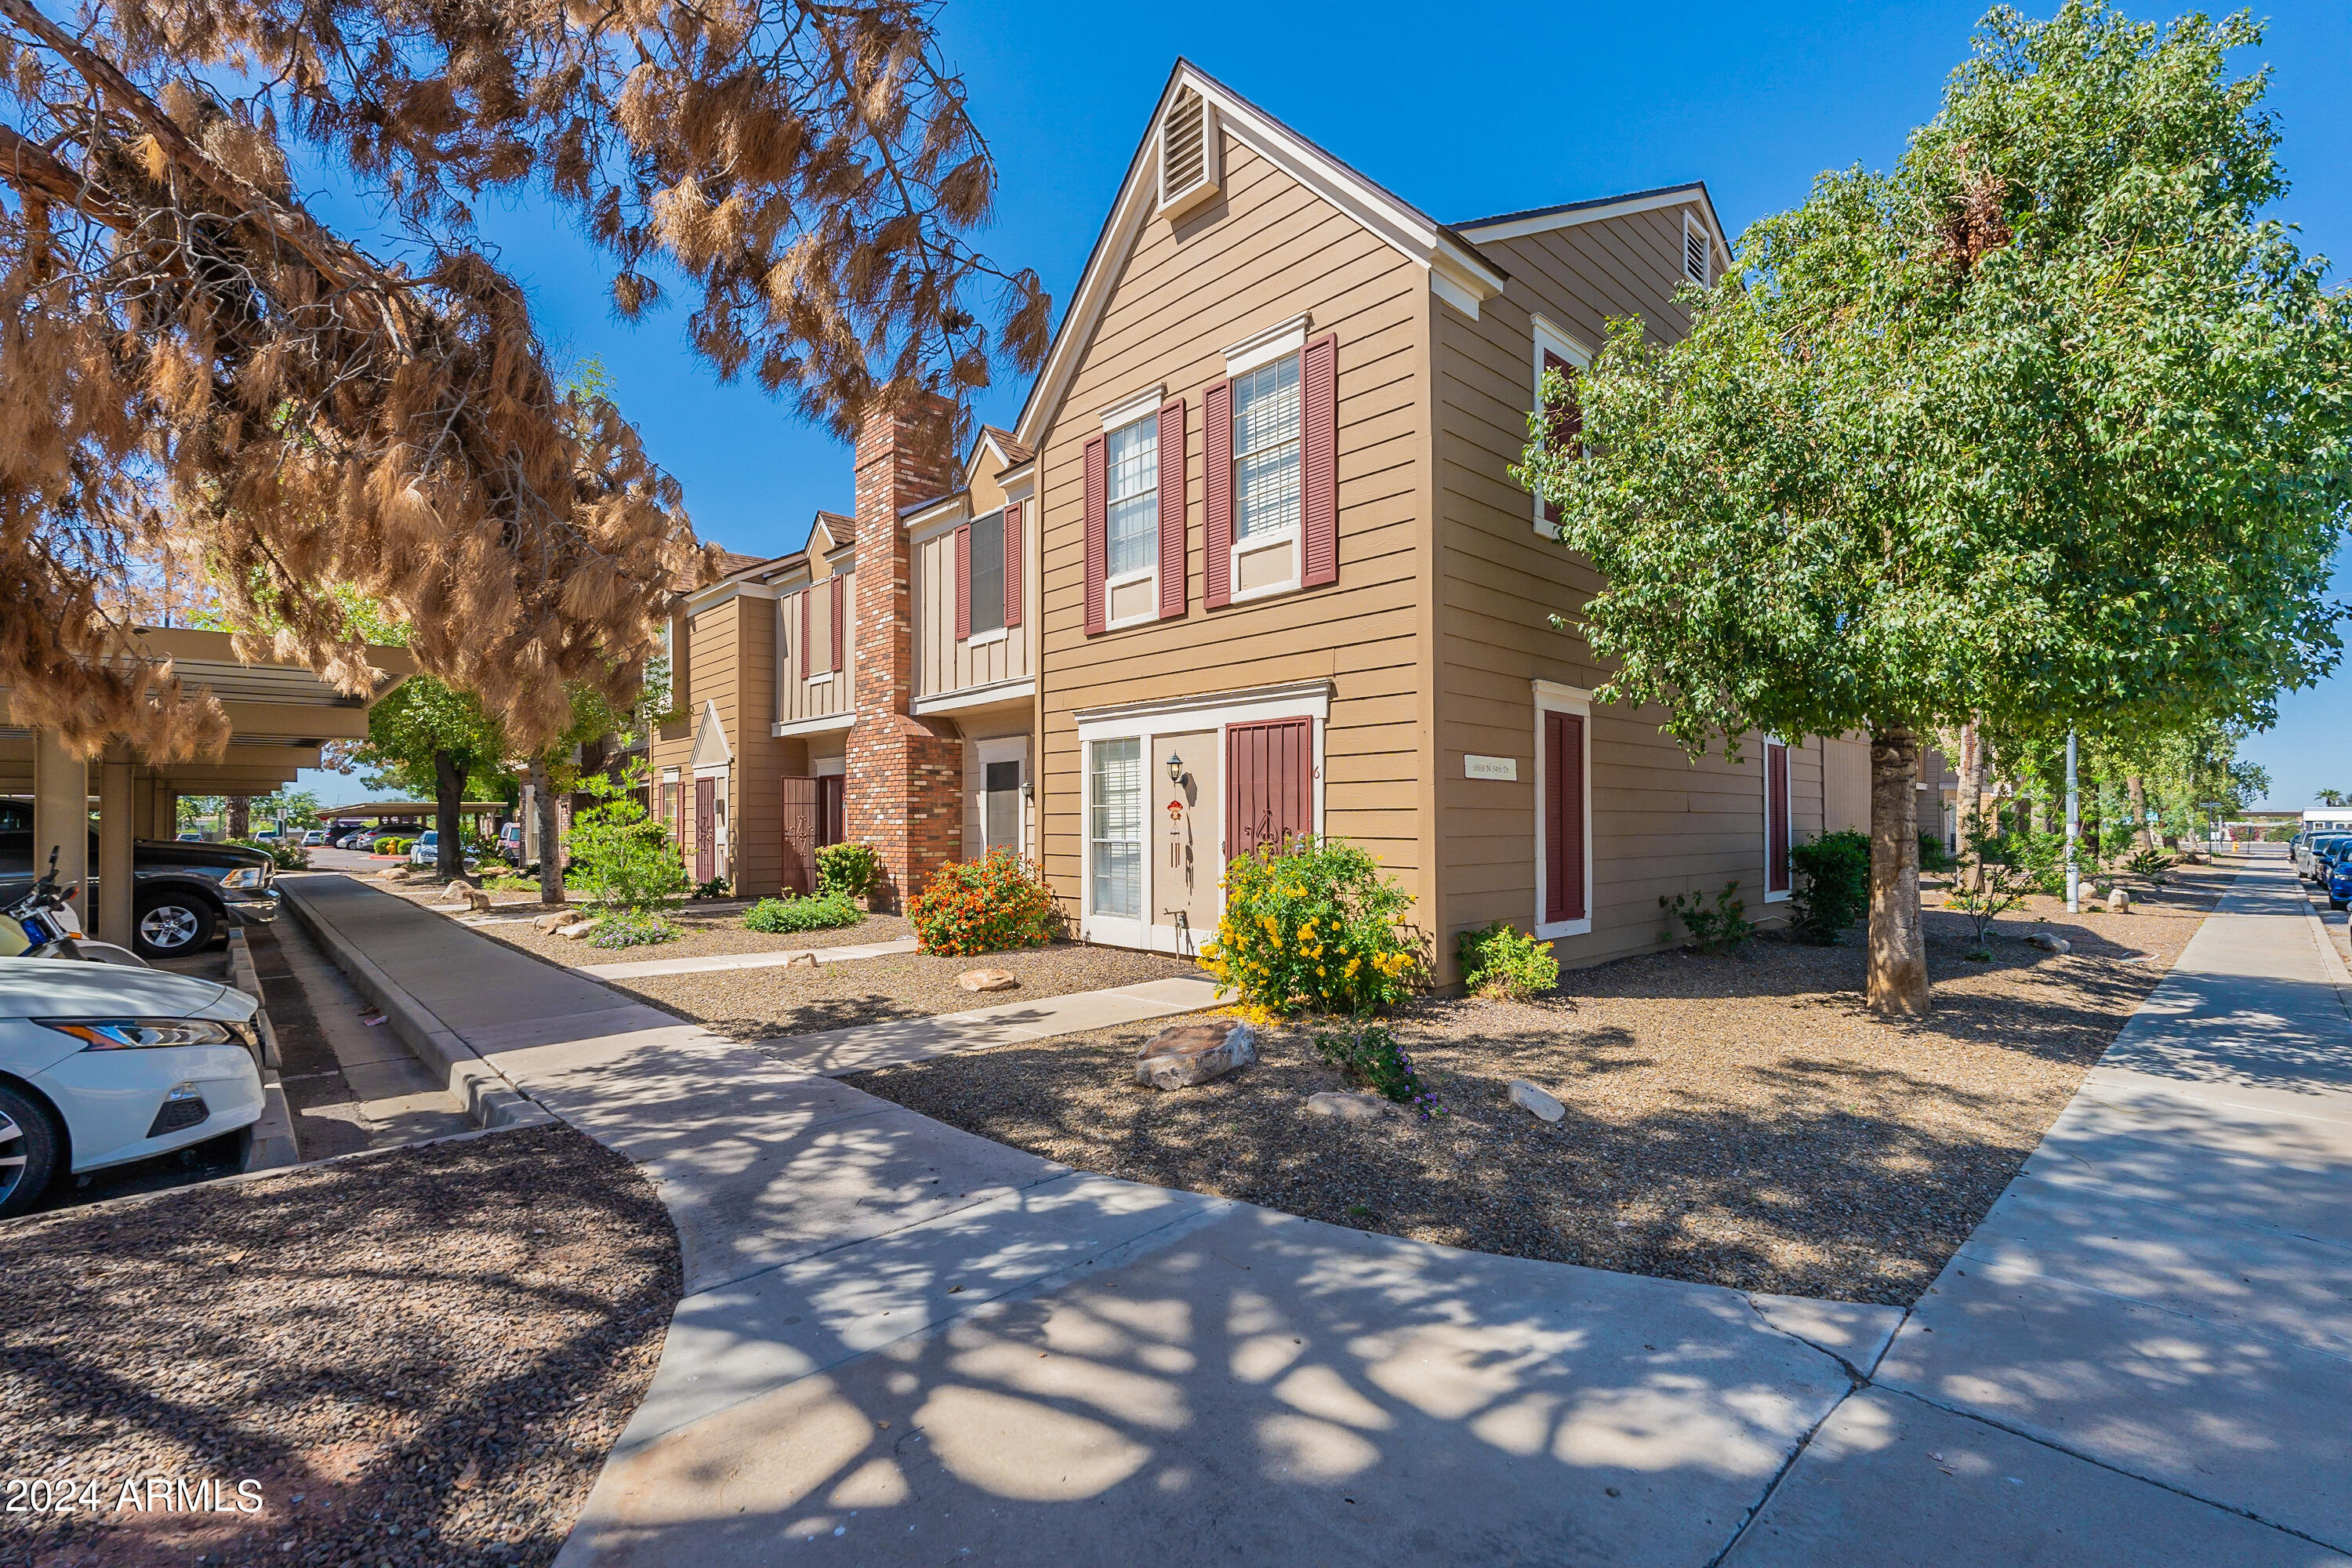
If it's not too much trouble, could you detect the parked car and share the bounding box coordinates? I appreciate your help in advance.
[176,832,204,842]
[303,829,327,847]
[0,806,278,960]
[2301,833,2352,884]
[332,828,376,849]
[497,822,524,866]
[407,830,477,871]
[0,956,266,1216]
[2329,858,2352,912]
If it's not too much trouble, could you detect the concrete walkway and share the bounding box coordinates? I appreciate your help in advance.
[281,866,2352,1566]
[581,935,921,981]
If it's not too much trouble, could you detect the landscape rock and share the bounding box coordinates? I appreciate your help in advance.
[1134,1019,1257,1090]
[2027,932,2071,953]
[786,950,819,969]
[1508,1079,1566,1123]
[956,967,1018,993]
[2106,888,2132,913]
[1306,1091,1388,1120]
[531,912,572,934]
[556,919,600,940]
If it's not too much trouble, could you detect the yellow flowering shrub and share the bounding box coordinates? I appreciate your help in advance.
[1199,837,1418,1015]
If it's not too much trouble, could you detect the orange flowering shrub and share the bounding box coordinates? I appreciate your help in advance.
[909,849,1057,956]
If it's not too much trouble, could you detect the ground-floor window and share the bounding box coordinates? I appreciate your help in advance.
[1762,737,1791,902]
[1089,738,1142,918]
[1534,681,1592,939]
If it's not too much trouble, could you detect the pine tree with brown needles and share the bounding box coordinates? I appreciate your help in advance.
[0,0,1048,758]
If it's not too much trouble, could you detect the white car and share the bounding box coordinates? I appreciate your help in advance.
[303,829,326,847]
[0,958,266,1217]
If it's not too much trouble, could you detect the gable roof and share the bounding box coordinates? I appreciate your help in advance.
[1010,59,1508,450]
[1456,180,1733,272]
[971,425,1034,475]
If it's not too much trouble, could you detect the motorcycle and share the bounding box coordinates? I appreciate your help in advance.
[1,846,150,967]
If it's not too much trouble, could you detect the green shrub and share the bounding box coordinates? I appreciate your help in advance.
[691,876,732,900]
[565,764,690,912]
[1311,1018,1441,1120]
[1918,830,1958,874]
[1788,829,1871,945]
[1456,921,1559,999]
[1200,837,1417,1016]
[743,891,863,934]
[587,912,681,949]
[909,849,1056,956]
[1661,882,1756,955]
[2125,847,2178,886]
[815,841,881,900]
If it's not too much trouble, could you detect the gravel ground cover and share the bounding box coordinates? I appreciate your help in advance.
[1,1124,679,1568]
[615,942,1199,1043]
[851,867,2231,1306]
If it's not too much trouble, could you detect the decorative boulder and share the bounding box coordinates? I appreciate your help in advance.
[956,968,1018,993]
[1134,1020,1257,1091]
[1306,1091,1388,1120]
[531,911,572,934]
[1508,1079,1566,1123]
[786,950,819,969]
[556,919,600,940]
[2027,932,2071,954]
[2106,888,2132,913]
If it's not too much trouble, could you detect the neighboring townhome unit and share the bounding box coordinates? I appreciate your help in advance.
[646,413,1040,908]
[1014,61,1871,984]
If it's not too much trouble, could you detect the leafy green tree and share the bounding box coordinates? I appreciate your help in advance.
[1522,2,2350,1013]
[354,679,508,880]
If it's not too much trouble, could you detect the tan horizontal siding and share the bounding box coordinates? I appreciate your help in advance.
[1037,132,1432,928]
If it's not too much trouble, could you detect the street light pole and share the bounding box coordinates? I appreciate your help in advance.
[2064,731,2080,915]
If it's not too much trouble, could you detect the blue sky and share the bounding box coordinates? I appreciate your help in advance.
[303,0,2350,808]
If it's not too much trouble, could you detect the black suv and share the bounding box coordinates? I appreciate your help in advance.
[0,802,280,959]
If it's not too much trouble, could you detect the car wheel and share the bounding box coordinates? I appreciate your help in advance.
[134,893,220,959]
[0,1083,60,1218]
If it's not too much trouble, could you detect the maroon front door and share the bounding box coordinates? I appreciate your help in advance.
[1764,739,1791,895]
[816,775,846,848]
[1225,718,1314,858]
[694,777,716,884]
[780,777,819,895]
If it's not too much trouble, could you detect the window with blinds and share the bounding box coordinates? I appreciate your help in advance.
[1105,417,1158,579]
[1089,738,1143,919]
[968,511,1006,637]
[1232,355,1301,543]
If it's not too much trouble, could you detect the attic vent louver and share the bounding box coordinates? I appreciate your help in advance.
[1683,212,1711,285]
[1158,87,1219,220]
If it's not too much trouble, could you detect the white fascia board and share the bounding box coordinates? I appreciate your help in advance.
[1461,184,1733,271]
[902,493,967,538]
[771,713,855,738]
[684,579,779,614]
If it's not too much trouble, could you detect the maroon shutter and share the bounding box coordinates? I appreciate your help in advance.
[780,776,818,895]
[1156,400,1187,619]
[1545,710,1587,924]
[797,589,810,674]
[955,522,972,641]
[1540,350,1577,526]
[1301,334,1338,588]
[1083,434,1108,636]
[1202,378,1232,609]
[1224,717,1314,858]
[1003,501,1022,627]
[829,573,845,673]
[1766,740,1791,895]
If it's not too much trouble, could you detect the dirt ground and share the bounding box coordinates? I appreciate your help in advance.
[0,1125,678,1568]
[851,865,2232,1306]
[626,941,1199,1042]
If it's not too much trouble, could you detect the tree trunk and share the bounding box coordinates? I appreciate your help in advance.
[531,756,564,906]
[226,795,250,838]
[433,750,466,882]
[2127,775,2151,850]
[1957,720,1988,891]
[1867,724,1929,1016]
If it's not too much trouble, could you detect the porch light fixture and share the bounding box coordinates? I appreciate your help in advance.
[1165,751,1185,786]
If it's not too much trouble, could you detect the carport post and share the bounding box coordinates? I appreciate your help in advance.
[98,748,136,946]
[31,728,88,910]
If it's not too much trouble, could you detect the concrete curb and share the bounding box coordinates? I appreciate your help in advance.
[224,925,299,1173]
[281,882,549,1132]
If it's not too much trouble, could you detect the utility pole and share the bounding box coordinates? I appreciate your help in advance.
[2064,731,2080,914]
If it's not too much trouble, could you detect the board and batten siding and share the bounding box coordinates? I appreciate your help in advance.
[775,572,856,727]
[1432,204,1811,968]
[1037,134,1433,929]
[915,520,1030,697]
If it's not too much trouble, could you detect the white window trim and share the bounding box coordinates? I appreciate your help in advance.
[1102,408,1162,624]
[1533,680,1594,940]
[1224,314,1309,377]
[1076,681,1331,954]
[805,670,833,688]
[1530,317,1592,537]
[1682,210,1711,287]
[1227,528,1301,603]
[1098,387,1166,432]
[976,735,1029,859]
[1103,564,1160,630]
[1761,733,1792,904]
[964,624,1009,651]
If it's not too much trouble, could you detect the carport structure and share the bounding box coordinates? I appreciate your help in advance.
[0,627,414,946]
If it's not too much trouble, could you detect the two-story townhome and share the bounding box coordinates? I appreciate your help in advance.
[1009,61,1872,983]
[648,417,1041,909]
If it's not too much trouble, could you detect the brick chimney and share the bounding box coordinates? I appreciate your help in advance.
[846,393,964,913]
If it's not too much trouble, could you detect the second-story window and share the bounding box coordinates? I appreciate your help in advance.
[1105,416,1158,619]
[1232,354,1301,544]
[968,512,1005,638]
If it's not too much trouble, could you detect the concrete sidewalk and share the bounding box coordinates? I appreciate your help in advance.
[1722,860,2352,1565]
[284,867,2352,1566]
